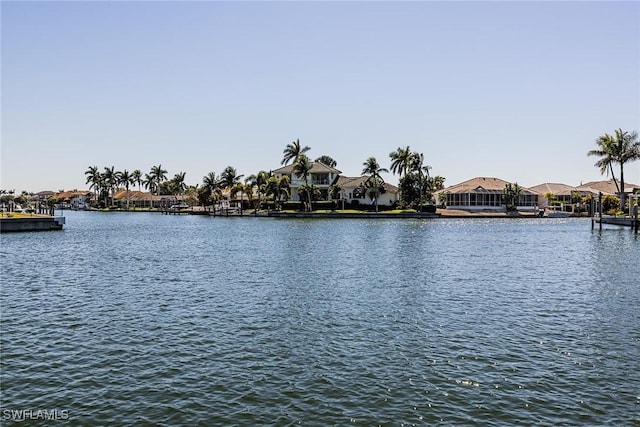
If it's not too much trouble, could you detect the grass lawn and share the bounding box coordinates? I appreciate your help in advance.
[0,212,51,219]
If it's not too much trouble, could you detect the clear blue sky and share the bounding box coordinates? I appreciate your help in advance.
[2,1,639,193]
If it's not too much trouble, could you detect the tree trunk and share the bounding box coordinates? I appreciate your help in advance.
[620,163,625,211]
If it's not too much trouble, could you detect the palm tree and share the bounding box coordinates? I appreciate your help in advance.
[293,154,313,210]
[409,152,432,207]
[588,134,621,193]
[102,166,117,207]
[84,166,101,207]
[298,183,320,207]
[143,173,155,194]
[242,182,255,210]
[230,181,245,214]
[362,157,388,212]
[245,170,270,210]
[220,166,244,193]
[275,175,290,208]
[389,146,413,178]
[119,169,134,210]
[132,169,143,192]
[281,138,310,166]
[149,165,168,196]
[588,129,640,210]
[314,155,337,168]
[172,172,187,195]
[202,172,223,206]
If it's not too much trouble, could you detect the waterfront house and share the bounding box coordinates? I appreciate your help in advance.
[54,190,93,209]
[335,176,399,207]
[527,183,585,209]
[272,162,342,201]
[436,177,539,211]
[113,190,181,209]
[575,179,640,198]
[33,191,56,203]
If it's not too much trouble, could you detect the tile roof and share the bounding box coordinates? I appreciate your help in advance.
[336,176,399,193]
[527,183,579,196]
[575,179,640,195]
[272,162,342,175]
[55,190,92,199]
[440,177,536,195]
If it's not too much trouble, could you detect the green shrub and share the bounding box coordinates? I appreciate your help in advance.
[311,201,337,211]
[281,201,304,211]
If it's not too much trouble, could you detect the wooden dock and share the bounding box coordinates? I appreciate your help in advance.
[592,215,640,233]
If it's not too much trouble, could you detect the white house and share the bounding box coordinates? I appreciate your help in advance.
[336,176,399,207]
[272,162,342,201]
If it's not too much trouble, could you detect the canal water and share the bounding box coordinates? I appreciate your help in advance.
[1,212,638,425]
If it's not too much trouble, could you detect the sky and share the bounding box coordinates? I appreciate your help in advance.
[2,0,639,193]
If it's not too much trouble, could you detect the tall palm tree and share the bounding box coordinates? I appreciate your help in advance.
[362,157,388,213]
[172,172,187,195]
[588,129,640,209]
[389,146,413,178]
[315,155,337,168]
[149,165,168,196]
[102,166,117,207]
[220,166,244,193]
[589,134,621,193]
[409,152,432,207]
[202,171,223,206]
[245,170,270,210]
[282,138,310,166]
[143,173,155,194]
[84,166,101,207]
[132,169,143,192]
[293,154,313,210]
[119,169,134,210]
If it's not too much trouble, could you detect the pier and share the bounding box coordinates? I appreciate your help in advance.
[591,193,639,234]
[592,216,640,234]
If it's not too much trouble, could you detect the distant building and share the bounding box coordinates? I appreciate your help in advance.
[527,183,585,209]
[336,176,399,207]
[436,177,539,211]
[54,190,92,209]
[113,190,181,209]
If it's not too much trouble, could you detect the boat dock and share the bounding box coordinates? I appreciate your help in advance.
[590,193,639,233]
[592,215,640,233]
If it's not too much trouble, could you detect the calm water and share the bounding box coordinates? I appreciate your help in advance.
[1,212,639,426]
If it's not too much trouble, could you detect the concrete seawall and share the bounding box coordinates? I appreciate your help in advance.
[264,211,440,219]
[0,216,65,232]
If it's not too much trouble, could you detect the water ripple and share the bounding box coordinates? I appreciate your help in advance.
[1,213,638,425]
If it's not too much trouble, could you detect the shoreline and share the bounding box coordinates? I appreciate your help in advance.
[66,207,583,219]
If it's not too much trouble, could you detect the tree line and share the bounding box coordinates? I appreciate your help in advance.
[82,139,447,211]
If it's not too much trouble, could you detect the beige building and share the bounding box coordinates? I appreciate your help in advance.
[436,177,539,211]
[527,183,586,209]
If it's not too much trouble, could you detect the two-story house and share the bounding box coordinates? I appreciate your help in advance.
[272,162,342,201]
